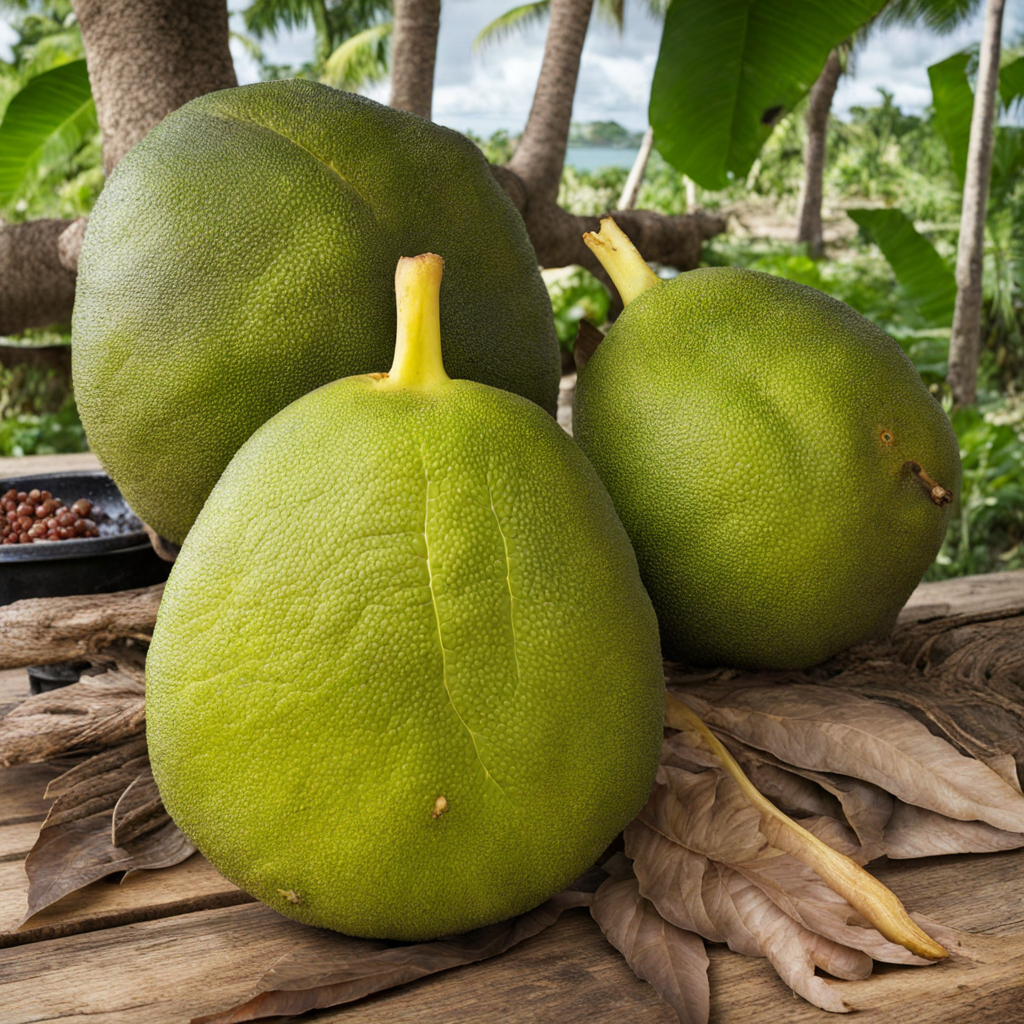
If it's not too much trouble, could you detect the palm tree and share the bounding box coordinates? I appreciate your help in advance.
[474,0,669,209]
[947,0,1007,406]
[241,0,392,89]
[796,0,980,259]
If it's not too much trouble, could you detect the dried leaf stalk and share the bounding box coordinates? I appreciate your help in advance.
[664,692,947,961]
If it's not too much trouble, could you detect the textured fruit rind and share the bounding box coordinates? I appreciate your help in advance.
[73,82,560,544]
[146,377,663,941]
[573,267,962,670]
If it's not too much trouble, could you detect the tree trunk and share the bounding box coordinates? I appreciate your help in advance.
[618,126,655,211]
[389,0,441,120]
[947,0,1006,408]
[796,48,841,259]
[0,1,238,337]
[507,0,594,202]
[74,0,238,175]
[0,221,79,334]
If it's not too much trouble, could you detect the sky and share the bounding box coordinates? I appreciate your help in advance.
[2,1,1023,137]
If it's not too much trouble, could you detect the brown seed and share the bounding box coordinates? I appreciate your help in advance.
[73,519,89,536]
[72,499,92,517]
[18,516,33,530]
[16,503,33,518]
[58,527,73,539]
[16,492,26,502]
[18,532,30,543]
[40,490,51,502]
[27,489,40,503]
[81,518,97,534]
[57,512,73,528]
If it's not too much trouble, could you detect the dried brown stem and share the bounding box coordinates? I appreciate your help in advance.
[0,584,162,669]
[664,692,948,961]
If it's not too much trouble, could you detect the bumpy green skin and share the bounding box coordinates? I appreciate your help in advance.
[573,267,961,671]
[72,82,560,545]
[146,376,663,941]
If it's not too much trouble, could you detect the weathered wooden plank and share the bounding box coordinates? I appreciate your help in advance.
[901,569,1024,622]
[2,849,1024,1024]
[0,763,66,825]
[0,452,101,479]
[0,849,253,949]
[0,904,674,1024]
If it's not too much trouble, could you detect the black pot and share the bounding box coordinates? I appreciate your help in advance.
[0,470,171,606]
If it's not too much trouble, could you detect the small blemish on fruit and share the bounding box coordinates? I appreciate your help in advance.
[431,795,448,819]
[880,430,894,446]
[367,372,389,380]
[277,889,302,904]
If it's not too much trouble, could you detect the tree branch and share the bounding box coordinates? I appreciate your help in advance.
[0,220,79,333]
[389,0,441,120]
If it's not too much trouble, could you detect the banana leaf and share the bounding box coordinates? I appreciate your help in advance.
[0,59,96,206]
[649,0,885,190]
[847,208,957,327]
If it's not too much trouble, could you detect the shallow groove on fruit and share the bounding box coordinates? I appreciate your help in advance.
[487,483,522,702]
[420,457,511,804]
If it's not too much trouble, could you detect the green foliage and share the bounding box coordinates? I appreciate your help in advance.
[649,0,886,190]
[927,397,1024,579]
[0,358,85,457]
[0,59,95,206]
[846,207,957,325]
[568,121,644,147]
[544,268,610,350]
[320,21,391,90]
[928,52,973,185]
[0,394,86,457]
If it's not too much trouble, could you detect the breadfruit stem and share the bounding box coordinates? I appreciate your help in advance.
[664,692,948,961]
[582,217,661,306]
[388,254,450,389]
[906,461,953,507]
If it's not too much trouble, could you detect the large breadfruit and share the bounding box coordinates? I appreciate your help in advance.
[72,81,560,545]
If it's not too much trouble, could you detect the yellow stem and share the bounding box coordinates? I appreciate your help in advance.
[582,217,661,306]
[386,253,450,389]
[665,691,948,961]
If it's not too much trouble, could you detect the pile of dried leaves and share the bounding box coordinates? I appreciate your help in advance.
[2,588,1024,1023]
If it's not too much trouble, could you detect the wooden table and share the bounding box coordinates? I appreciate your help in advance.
[2,455,1023,1023]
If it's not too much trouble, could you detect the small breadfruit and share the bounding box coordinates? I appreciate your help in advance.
[145,253,664,941]
[572,218,961,671]
[73,81,561,545]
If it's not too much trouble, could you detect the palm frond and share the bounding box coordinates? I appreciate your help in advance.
[230,30,266,64]
[473,2,550,53]
[242,0,317,40]
[320,21,392,91]
[595,0,625,32]
[878,0,982,35]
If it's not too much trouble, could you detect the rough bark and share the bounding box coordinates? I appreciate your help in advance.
[0,220,79,333]
[796,49,842,259]
[618,126,655,211]
[0,2,238,337]
[0,584,163,670]
[507,0,594,202]
[495,162,724,282]
[947,0,1006,408]
[389,0,441,120]
[74,0,238,175]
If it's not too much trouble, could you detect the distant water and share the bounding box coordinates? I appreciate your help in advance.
[564,146,640,172]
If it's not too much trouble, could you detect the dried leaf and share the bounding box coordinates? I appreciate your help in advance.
[191,888,593,1024]
[677,686,1024,833]
[0,668,145,767]
[626,820,861,1013]
[22,742,194,923]
[113,767,172,846]
[23,814,195,923]
[663,729,844,823]
[591,865,709,1024]
[882,800,1024,859]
